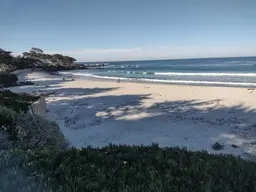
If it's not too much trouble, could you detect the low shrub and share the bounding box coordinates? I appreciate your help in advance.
[0,91,67,150]
[0,150,51,192]
[12,113,68,150]
[26,145,256,192]
[0,105,16,127]
[0,112,67,150]
[0,72,18,87]
[0,90,39,112]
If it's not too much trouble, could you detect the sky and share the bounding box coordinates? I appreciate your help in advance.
[1,0,256,62]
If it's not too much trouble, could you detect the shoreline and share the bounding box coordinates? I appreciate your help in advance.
[59,70,256,89]
[8,70,256,160]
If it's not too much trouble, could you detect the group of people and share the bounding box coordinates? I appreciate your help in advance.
[63,77,75,81]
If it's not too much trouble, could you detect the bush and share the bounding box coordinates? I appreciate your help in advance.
[12,113,68,150]
[26,145,256,192]
[0,90,39,112]
[0,105,16,127]
[0,89,67,190]
[0,72,18,87]
[0,112,67,150]
[0,150,51,192]
[0,90,66,149]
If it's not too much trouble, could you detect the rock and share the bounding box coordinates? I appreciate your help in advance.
[212,142,224,150]
[231,144,239,148]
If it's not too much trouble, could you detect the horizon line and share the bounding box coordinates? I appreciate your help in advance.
[76,55,256,63]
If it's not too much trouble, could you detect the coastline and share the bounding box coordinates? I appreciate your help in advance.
[59,70,256,88]
[8,70,256,160]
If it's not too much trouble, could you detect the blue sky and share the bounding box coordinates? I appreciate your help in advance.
[1,0,256,61]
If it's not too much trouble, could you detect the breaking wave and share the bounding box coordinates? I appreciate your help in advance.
[60,71,256,87]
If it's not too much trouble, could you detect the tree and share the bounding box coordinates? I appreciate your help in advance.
[1,47,80,71]
[0,49,14,66]
[0,48,12,57]
[22,52,30,58]
[63,56,76,66]
[30,47,44,54]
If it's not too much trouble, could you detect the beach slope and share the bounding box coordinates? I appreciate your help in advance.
[9,71,256,159]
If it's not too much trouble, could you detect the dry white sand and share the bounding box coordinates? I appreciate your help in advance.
[9,70,256,159]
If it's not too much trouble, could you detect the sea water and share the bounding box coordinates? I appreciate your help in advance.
[62,57,256,87]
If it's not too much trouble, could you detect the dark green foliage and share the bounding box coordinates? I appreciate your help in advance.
[0,90,39,112]
[23,47,78,68]
[12,57,39,69]
[0,150,51,191]
[0,90,66,148]
[0,48,14,65]
[0,90,38,141]
[0,105,16,127]
[25,145,256,192]
[0,48,35,71]
[40,64,88,72]
[1,47,88,72]
[0,72,18,87]
[0,71,34,87]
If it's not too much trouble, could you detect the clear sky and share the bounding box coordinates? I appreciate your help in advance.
[1,0,256,61]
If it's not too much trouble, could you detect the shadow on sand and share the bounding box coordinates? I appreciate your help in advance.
[43,87,256,160]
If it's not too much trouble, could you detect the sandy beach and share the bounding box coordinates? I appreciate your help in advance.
[9,70,256,159]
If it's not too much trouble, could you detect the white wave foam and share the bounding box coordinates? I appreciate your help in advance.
[155,72,256,77]
[60,71,256,87]
[102,70,256,77]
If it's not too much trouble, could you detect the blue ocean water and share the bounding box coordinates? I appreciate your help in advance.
[65,57,256,87]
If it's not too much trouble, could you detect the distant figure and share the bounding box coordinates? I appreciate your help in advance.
[117,79,121,83]
[63,77,65,81]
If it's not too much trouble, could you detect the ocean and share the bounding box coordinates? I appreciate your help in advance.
[63,57,256,87]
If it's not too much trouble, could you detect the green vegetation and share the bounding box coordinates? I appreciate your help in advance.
[0,105,16,128]
[0,48,32,72]
[0,47,87,72]
[0,72,18,87]
[0,90,39,113]
[0,72,34,87]
[0,58,255,191]
[0,150,51,192]
[0,90,39,136]
[0,90,67,191]
[23,47,76,68]
[16,145,256,192]
[0,91,67,149]
[1,145,256,192]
